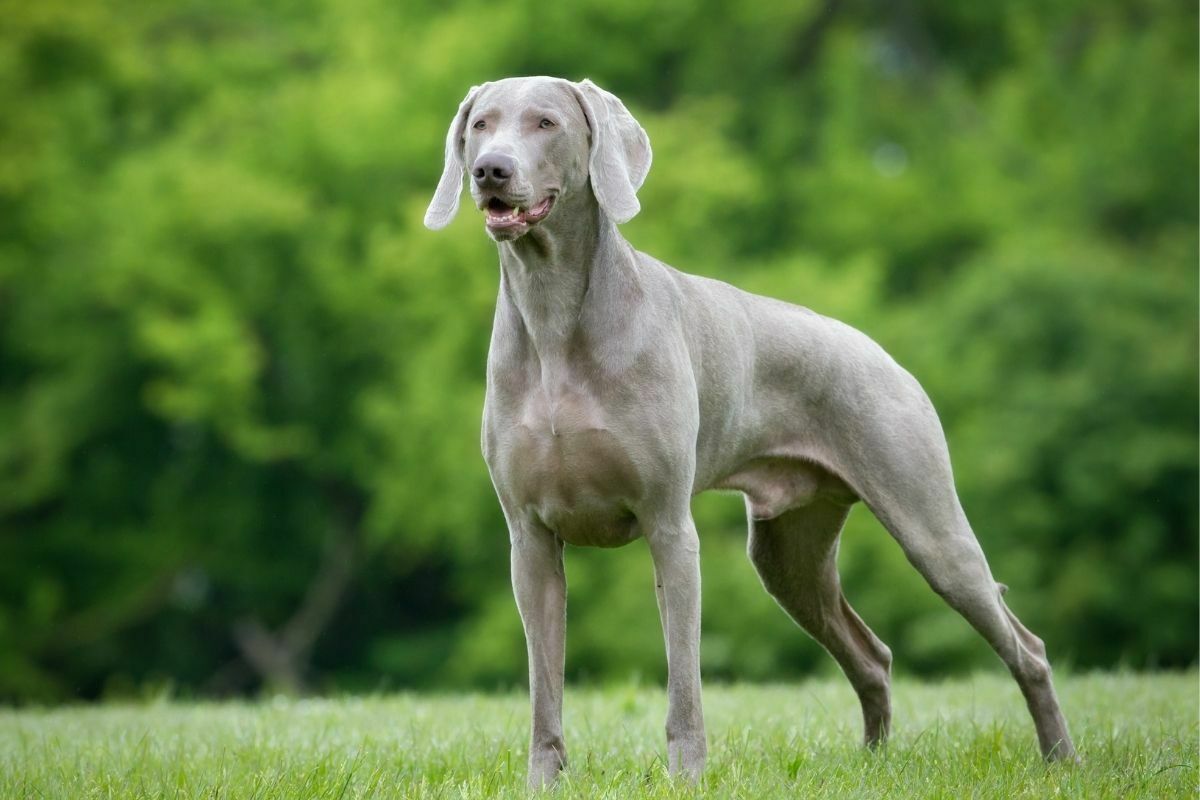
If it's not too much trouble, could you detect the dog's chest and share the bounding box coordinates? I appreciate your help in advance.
[487,386,646,546]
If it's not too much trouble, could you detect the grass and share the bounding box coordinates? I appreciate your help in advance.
[0,672,1195,799]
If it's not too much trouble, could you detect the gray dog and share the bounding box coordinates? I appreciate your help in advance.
[425,76,1075,787]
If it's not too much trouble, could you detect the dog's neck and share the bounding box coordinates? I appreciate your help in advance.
[495,189,627,364]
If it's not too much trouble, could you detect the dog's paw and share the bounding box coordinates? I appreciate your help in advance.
[527,746,567,790]
[667,736,707,783]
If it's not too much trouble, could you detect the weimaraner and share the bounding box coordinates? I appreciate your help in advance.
[424,76,1076,787]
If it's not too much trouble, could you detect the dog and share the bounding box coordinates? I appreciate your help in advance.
[424,76,1076,787]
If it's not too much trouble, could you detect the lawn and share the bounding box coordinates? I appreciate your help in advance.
[1,671,1195,799]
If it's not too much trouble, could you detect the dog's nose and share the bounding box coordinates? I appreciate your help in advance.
[472,153,515,189]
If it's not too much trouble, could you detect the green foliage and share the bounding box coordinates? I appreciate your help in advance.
[1,673,1197,797]
[0,0,1195,699]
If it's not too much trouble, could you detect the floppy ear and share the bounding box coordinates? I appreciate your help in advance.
[424,84,484,230]
[571,79,652,224]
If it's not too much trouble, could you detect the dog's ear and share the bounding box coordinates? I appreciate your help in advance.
[571,79,652,224]
[424,84,485,230]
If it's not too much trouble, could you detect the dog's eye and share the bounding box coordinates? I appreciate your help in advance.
[539,118,555,129]
[473,119,486,130]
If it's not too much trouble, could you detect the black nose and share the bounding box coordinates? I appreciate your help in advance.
[471,153,515,189]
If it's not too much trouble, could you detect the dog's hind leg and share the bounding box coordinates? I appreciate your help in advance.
[748,498,893,746]
[820,368,1076,760]
[861,472,1077,760]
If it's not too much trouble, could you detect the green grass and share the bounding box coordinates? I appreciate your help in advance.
[1,672,1195,799]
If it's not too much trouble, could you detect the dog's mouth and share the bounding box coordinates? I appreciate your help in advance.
[483,194,555,235]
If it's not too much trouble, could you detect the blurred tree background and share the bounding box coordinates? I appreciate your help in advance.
[0,0,1195,702]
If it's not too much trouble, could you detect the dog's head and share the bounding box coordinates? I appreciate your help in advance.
[424,77,652,241]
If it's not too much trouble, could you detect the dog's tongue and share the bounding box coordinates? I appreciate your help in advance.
[487,200,524,225]
[487,197,554,225]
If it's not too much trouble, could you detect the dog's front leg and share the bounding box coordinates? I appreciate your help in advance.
[510,524,568,789]
[647,518,707,780]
